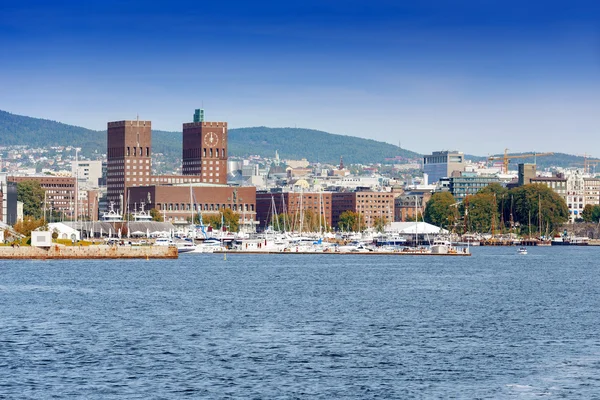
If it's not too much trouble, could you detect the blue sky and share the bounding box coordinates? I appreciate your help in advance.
[1,0,599,156]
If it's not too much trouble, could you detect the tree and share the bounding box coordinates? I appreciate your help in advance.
[510,184,569,236]
[478,183,511,230]
[338,210,362,232]
[222,208,240,232]
[150,208,163,222]
[405,212,423,222]
[372,215,388,233]
[581,204,594,222]
[464,193,498,233]
[423,192,456,227]
[582,204,600,223]
[17,180,45,219]
[202,209,241,232]
[13,217,46,237]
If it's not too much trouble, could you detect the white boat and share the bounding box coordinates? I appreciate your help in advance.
[430,239,451,254]
[175,239,196,253]
[518,247,527,255]
[189,238,226,253]
[154,237,174,246]
[101,201,123,222]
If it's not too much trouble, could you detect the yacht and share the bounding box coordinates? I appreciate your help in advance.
[430,239,452,254]
[101,201,123,222]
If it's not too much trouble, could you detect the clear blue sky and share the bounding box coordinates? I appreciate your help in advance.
[1,0,599,156]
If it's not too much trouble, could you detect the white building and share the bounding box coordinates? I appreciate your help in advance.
[72,160,102,188]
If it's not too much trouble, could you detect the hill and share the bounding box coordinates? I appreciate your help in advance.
[0,109,596,169]
[0,110,418,165]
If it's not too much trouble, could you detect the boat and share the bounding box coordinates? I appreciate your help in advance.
[430,239,452,254]
[175,239,196,254]
[101,201,123,222]
[518,247,527,255]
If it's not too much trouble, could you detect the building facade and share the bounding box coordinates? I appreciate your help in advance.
[256,190,394,232]
[423,151,466,185]
[8,175,76,218]
[106,119,152,212]
[0,173,17,224]
[583,177,600,207]
[394,192,432,222]
[448,172,500,202]
[182,110,228,184]
[128,184,257,229]
[72,160,103,188]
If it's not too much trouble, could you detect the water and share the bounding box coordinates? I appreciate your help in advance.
[1,247,600,398]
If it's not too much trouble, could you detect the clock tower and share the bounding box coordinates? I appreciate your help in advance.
[182,109,228,184]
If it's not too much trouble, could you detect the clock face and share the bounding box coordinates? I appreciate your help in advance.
[204,132,218,147]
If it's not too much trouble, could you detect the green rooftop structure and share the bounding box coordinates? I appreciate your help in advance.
[193,109,204,123]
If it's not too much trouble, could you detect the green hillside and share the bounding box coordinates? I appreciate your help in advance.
[0,109,595,169]
[0,110,419,164]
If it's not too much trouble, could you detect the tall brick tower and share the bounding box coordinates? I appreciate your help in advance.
[182,109,228,184]
[106,118,152,214]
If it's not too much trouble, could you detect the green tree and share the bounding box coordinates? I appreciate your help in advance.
[202,209,240,232]
[510,184,569,236]
[582,204,600,223]
[478,183,511,230]
[222,208,240,232]
[150,208,164,222]
[338,210,362,232]
[465,193,499,233]
[17,180,45,219]
[581,204,594,222]
[423,192,456,227]
[405,212,423,222]
[372,215,388,233]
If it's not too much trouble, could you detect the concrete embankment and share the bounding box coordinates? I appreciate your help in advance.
[0,245,178,259]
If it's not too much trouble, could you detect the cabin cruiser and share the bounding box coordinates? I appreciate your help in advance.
[430,239,452,254]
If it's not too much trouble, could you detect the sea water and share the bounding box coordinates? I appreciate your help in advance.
[1,246,600,398]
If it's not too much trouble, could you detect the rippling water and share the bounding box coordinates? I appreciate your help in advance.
[2,246,600,398]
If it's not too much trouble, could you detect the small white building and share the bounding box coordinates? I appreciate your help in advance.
[385,221,448,235]
[31,231,52,247]
[48,222,81,241]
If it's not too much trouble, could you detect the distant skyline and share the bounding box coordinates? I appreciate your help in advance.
[1,0,599,156]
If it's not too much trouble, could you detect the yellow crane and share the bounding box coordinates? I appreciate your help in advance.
[571,154,600,174]
[583,154,600,174]
[488,149,554,174]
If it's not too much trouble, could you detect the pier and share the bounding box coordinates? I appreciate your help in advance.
[0,244,178,259]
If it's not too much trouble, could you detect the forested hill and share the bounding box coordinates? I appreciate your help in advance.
[0,109,595,168]
[0,110,418,164]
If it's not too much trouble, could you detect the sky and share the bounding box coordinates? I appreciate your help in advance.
[1,0,599,156]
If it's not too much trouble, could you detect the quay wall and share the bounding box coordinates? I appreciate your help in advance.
[0,245,178,259]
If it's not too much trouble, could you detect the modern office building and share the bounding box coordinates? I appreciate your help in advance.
[0,173,17,224]
[448,172,500,202]
[423,151,466,184]
[72,160,103,187]
[518,163,537,186]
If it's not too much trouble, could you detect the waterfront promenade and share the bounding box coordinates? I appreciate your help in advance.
[0,244,178,259]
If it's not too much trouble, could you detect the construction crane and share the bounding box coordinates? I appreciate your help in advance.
[488,148,554,174]
[582,154,600,174]
[570,154,600,174]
